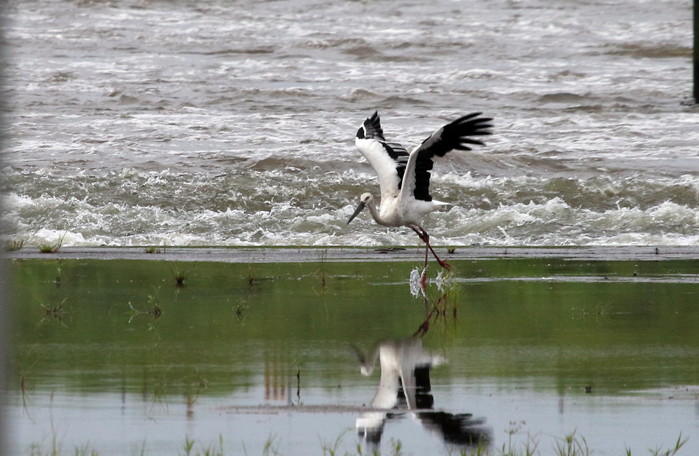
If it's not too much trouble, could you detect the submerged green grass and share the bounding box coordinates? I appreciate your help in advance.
[10,256,699,455]
[12,256,699,396]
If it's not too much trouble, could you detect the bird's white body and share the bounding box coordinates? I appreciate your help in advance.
[354,188,447,228]
[355,133,451,227]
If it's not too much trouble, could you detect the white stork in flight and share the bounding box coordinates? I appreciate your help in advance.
[348,111,493,269]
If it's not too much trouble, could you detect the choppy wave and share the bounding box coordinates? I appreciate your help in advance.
[3,167,697,247]
[2,0,697,248]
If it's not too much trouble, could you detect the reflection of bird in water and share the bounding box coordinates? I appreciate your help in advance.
[348,111,492,269]
[353,337,442,410]
[352,337,490,452]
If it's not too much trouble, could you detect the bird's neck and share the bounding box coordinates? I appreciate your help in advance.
[360,345,381,376]
[366,198,389,226]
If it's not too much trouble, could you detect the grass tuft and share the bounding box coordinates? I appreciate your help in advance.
[38,234,65,254]
[553,429,589,456]
[172,268,187,287]
[6,238,25,251]
[181,435,224,456]
[23,430,690,456]
[247,265,255,288]
[646,433,688,456]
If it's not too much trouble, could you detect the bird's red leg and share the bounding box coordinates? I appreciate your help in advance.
[424,240,429,268]
[410,226,451,271]
[426,239,451,270]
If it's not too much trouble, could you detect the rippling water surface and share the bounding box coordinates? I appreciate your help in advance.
[8,258,699,455]
[2,0,697,247]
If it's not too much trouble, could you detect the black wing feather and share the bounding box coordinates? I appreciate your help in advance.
[412,112,493,201]
[383,142,409,187]
[419,112,492,156]
[357,111,411,193]
[357,111,385,141]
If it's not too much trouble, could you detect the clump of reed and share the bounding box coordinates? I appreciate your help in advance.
[38,233,66,254]
[6,238,25,251]
[171,268,187,287]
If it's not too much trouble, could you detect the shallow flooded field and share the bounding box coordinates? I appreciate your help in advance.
[6,251,699,455]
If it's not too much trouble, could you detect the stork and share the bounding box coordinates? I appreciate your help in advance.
[348,111,492,269]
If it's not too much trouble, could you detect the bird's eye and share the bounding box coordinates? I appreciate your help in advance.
[356,127,365,139]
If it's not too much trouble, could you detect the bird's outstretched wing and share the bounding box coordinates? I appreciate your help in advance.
[355,111,410,201]
[402,113,492,202]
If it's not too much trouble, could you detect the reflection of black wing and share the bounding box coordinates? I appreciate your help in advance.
[397,365,434,409]
[417,412,492,446]
[357,421,384,447]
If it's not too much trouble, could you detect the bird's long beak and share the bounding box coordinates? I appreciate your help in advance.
[347,201,366,224]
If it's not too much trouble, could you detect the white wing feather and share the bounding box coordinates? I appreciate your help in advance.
[355,137,405,203]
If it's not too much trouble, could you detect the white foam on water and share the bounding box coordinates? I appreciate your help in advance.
[2,0,696,248]
[3,165,698,248]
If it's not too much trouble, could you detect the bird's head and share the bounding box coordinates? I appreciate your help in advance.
[349,344,375,376]
[347,193,373,224]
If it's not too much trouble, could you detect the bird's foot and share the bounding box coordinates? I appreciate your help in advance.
[437,259,451,271]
